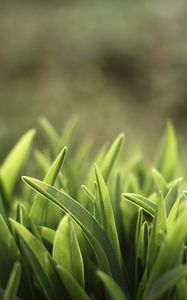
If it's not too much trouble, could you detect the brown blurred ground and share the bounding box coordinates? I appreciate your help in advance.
[0,0,187,159]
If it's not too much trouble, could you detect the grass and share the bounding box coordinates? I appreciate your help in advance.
[0,117,187,299]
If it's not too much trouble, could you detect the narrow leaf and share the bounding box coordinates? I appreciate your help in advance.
[0,129,36,201]
[30,147,67,228]
[53,215,85,288]
[3,262,22,300]
[97,270,127,300]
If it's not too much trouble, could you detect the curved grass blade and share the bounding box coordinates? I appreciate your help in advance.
[57,265,91,300]
[30,147,67,228]
[146,266,187,300]
[97,270,127,300]
[100,133,125,182]
[53,215,85,288]
[95,165,121,264]
[22,177,127,294]
[3,262,22,300]
[0,215,20,288]
[151,168,168,195]
[122,193,156,217]
[164,178,182,215]
[0,129,36,202]
[10,220,69,300]
[155,122,178,182]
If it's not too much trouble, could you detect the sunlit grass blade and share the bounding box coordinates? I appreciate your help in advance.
[151,168,168,195]
[146,266,187,300]
[0,215,20,288]
[38,226,55,245]
[97,270,127,300]
[57,265,91,300]
[95,165,121,263]
[53,215,85,288]
[100,133,125,182]
[3,262,22,300]
[81,185,95,204]
[0,193,7,222]
[22,177,126,293]
[122,193,156,217]
[0,129,36,201]
[30,147,67,228]
[155,122,178,181]
[164,178,182,215]
[167,196,181,230]
[10,220,69,300]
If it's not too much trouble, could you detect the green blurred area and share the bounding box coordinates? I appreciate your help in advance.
[0,0,187,159]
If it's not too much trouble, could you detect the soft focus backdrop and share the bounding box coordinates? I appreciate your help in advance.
[0,0,187,158]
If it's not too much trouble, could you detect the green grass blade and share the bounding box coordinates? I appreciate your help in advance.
[60,116,78,147]
[34,149,51,175]
[3,262,22,300]
[100,133,125,182]
[38,226,55,245]
[53,215,85,288]
[95,165,121,263]
[0,129,36,201]
[30,147,67,228]
[164,178,181,215]
[144,209,187,299]
[136,221,149,272]
[0,215,20,288]
[22,177,126,293]
[39,117,61,154]
[97,270,127,300]
[10,220,69,300]
[155,122,178,181]
[147,197,166,273]
[151,168,168,195]
[146,266,187,300]
[57,265,91,300]
[122,193,156,217]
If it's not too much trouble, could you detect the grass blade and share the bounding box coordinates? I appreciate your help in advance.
[10,220,69,300]
[53,215,85,288]
[57,265,91,300]
[97,270,127,300]
[155,122,178,181]
[100,134,124,182]
[95,165,121,264]
[22,177,126,293]
[122,193,156,217]
[0,129,36,201]
[0,215,20,288]
[30,147,67,228]
[147,266,187,300]
[3,262,22,300]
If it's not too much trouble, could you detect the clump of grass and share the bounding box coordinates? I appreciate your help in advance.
[0,117,187,300]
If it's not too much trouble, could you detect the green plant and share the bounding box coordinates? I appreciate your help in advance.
[0,117,187,300]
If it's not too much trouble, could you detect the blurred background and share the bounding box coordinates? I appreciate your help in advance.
[0,0,187,159]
